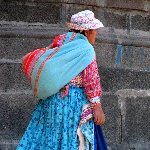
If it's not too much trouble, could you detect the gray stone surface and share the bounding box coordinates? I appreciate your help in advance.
[0,37,51,59]
[99,66,150,92]
[95,43,150,71]
[0,24,150,69]
[123,97,150,143]
[121,46,150,70]
[0,0,149,12]
[1,62,150,93]
[105,0,150,12]
[115,90,150,150]
[95,42,117,68]
[0,141,18,150]
[0,92,38,140]
[0,3,61,23]
[131,15,150,32]
[101,93,121,144]
[95,9,128,30]
[0,2,132,30]
[0,63,30,92]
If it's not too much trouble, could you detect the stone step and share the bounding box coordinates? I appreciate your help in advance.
[0,91,37,149]
[0,0,149,12]
[0,63,31,92]
[99,65,150,92]
[0,2,149,31]
[0,140,18,150]
[0,90,150,149]
[0,23,150,71]
[0,22,150,47]
[0,62,150,92]
[102,89,150,149]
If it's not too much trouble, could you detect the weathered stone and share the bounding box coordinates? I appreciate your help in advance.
[121,45,150,70]
[108,143,150,150]
[0,37,51,59]
[0,140,18,150]
[105,0,149,12]
[95,9,128,30]
[94,43,117,68]
[0,0,105,7]
[1,0,149,12]
[131,15,150,32]
[1,21,150,47]
[0,3,61,23]
[0,92,38,140]
[99,66,150,92]
[124,97,150,143]
[116,90,150,150]
[1,23,150,66]
[63,3,93,23]
[0,63,30,92]
[101,93,121,144]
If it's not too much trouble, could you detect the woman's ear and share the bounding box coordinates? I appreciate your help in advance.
[84,30,89,37]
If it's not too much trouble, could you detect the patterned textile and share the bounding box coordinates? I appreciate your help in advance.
[16,87,94,150]
[22,48,47,81]
[17,32,107,150]
[66,10,104,31]
[49,33,102,126]
[69,57,102,102]
[66,57,102,125]
[29,32,95,99]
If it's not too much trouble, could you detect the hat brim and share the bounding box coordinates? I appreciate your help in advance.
[66,18,104,30]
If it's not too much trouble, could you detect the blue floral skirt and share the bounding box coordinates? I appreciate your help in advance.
[16,86,94,150]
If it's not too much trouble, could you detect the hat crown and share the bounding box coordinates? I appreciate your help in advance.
[66,10,104,30]
[71,10,94,25]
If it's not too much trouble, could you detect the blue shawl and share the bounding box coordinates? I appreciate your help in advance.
[31,32,95,99]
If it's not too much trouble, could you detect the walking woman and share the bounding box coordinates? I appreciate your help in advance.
[17,10,108,150]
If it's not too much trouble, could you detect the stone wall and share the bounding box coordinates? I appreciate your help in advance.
[0,0,150,149]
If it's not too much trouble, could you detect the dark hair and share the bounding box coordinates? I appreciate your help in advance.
[69,29,86,36]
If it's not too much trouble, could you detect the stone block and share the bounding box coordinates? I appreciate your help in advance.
[0,0,105,7]
[101,94,121,144]
[0,37,51,60]
[94,43,117,68]
[0,92,38,140]
[62,3,93,23]
[99,66,150,92]
[95,9,128,30]
[0,141,18,150]
[95,41,150,71]
[123,97,150,143]
[0,3,61,23]
[131,15,150,32]
[122,46,150,70]
[0,63,30,92]
[116,90,150,150]
[105,0,149,11]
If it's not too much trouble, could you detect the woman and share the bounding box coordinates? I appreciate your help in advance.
[17,10,107,150]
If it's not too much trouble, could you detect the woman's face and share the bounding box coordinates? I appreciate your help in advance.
[85,29,97,45]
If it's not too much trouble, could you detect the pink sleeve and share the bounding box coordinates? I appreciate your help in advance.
[81,57,102,103]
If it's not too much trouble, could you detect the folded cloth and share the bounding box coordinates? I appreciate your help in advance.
[23,32,95,99]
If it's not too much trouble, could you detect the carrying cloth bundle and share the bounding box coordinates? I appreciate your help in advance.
[22,32,95,99]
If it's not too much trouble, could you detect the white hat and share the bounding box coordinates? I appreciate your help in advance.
[66,10,104,31]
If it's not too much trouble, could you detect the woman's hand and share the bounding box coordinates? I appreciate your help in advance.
[93,103,105,125]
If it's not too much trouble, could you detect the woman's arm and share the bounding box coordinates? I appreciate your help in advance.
[82,57,105,125]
